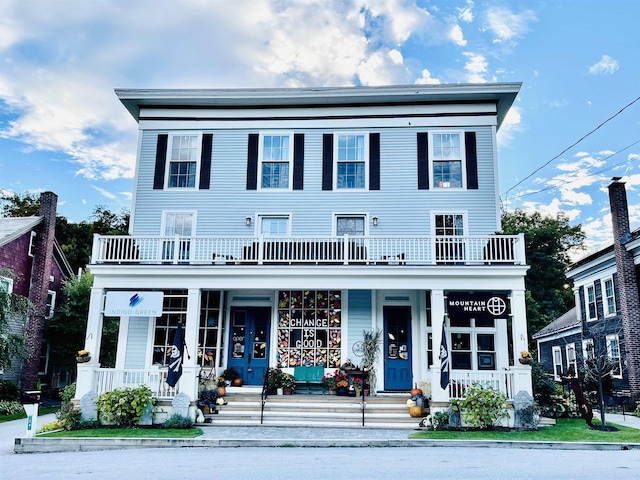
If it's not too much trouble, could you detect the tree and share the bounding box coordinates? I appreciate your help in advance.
[501,210,585,339]
[0,192,40,217]
[46,271,118,370]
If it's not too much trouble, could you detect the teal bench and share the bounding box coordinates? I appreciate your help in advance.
[294,366,325,394]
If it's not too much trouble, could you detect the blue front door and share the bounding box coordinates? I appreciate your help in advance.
[383,306,412,391]
[227,307,271,385]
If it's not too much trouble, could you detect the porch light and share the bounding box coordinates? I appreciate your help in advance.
[372,217,379,227]
[245,216,252,227]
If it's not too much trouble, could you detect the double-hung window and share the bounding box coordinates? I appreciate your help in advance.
[606,334,623,378]
[566,343,577,377]
[335,133,368,189]
[585,284,597,321]
[431,132,464,188]
[552,346,563,380]
[582,338,594,364]
[602,277,616,317]
[167,133,200,188]
[260,134,292,189]
[434,213,465,263]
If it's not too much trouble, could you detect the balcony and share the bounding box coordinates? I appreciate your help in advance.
[91,233,525,266]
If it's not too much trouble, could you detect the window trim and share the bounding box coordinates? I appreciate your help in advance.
[582,338,594,365]
[0,276,14,294]
[258,132,294,191]
[429,131,467,190]
[28,231,37,257]
[165,132,202,190]
[606,333,623,379]
[45,290,56,319]
[566,342,577,377]
[602,277,616,317]
[332,213,369,237]
[333,131,369,190]
[585,284,597,321]
[256,213,292,237]
[552,345,563,381]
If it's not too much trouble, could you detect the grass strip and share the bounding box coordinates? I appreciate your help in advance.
[409,418,640,443]
[0,407,59,424]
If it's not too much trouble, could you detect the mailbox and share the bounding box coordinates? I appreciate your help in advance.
[20,390,41,404]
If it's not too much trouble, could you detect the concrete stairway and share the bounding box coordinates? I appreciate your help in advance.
[202,389,426,429]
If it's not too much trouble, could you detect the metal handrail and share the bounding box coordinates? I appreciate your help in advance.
[260,367,275,424]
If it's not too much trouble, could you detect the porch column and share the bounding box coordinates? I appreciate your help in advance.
[430,289,449,403]
[75,287,104,400]
[510,289,532,395]
[180,288,201,402]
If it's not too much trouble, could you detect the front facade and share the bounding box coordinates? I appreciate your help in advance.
[76,84,532,411]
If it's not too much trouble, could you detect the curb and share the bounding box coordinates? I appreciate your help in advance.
[14,437,640,454]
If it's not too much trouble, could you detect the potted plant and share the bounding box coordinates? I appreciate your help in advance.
[352,377,363,396]
[76,349,91,363]
[278,372,296,395]
[334,370,349,395]
[322,371,337,394]
[223,368,242,386]
[266,368,281,395]
[519,351,533,365]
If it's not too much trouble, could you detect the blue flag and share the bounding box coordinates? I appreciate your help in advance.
[166,323,184,387]
[440,320,450,390]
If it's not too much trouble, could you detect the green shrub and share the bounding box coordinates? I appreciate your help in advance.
[163,413,194,429]
[0,380,20,401]
[60,383,76,404]
[96,385,157,428]
[432,411,450,431]
[0,400,24,415]
[456,383,510,429]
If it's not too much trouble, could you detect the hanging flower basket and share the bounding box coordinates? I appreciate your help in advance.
[76,350,91,363]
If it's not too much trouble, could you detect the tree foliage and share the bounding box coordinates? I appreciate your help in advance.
[501,210,585,339]
[45,271,118,369]
[0,269,32,372]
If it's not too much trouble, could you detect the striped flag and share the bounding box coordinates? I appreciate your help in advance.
[439,320,450,390]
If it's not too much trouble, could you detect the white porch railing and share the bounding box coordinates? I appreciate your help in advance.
[91,233,525,266]
[95,368,179,398]
[447,370,515,400]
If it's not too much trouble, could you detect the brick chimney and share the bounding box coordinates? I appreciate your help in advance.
[20,191,58,390]
[608,178,640,400]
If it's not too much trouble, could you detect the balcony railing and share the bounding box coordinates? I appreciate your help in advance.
[95,367,179,398]
[91,233,525,266]
[448,370,515,400]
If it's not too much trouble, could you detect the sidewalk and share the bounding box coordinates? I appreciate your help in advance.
[7,412,640,454]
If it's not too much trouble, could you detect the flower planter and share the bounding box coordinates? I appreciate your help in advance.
[518,357,533,365]
[76,355,91,363]
[336,386,349,396]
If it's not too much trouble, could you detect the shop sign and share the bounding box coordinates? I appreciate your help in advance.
[446,292,508,320]
[104,291,164,317]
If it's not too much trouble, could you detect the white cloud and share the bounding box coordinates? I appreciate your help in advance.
[484,6,536,45]
[457,1,474,23]
[462,52,489,83]
[588,55,619,75]
[415,68,441,85]
[497,105,522,148]
[449,24,467,46]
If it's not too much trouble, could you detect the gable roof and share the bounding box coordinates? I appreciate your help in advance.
[532,306,580,339]
[0,216,42,247]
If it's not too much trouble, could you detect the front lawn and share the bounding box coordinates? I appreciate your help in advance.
[410,418,640,443]
[0,407,59,424]
[40,427,203,438]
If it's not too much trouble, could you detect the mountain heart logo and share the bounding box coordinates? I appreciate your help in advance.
[129,293,144,308]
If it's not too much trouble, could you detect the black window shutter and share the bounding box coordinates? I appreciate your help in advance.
[369,133,380,190]
[246,133,259,190]
[293,133,304,190]
[417,133,429,190]
[322,134,333,191]
[153,134,168,190]
[578,287,586,323]
[199,134,213,190]
[465,131,478,190]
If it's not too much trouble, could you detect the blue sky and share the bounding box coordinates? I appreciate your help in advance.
[1,0,639,257]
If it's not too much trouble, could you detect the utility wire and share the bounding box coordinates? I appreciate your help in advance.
[511,139,640,201]
[503,95,640,198]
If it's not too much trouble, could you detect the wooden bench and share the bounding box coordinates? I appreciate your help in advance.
[294,366,325,394]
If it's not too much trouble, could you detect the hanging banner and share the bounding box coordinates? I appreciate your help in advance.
[104,291,164,317]
[446,292,508,320]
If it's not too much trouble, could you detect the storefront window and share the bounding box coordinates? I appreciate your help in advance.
[277,290,341,368]
[198,291,223,367]
[153,290,188,365]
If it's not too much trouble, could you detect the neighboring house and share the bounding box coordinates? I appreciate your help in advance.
[0,192,75,389]
[534,178,640,398]
[76,83,532,416]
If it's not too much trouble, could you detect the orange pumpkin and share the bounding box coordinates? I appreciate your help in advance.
[409,405,423,417]
[410,384,423,396]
